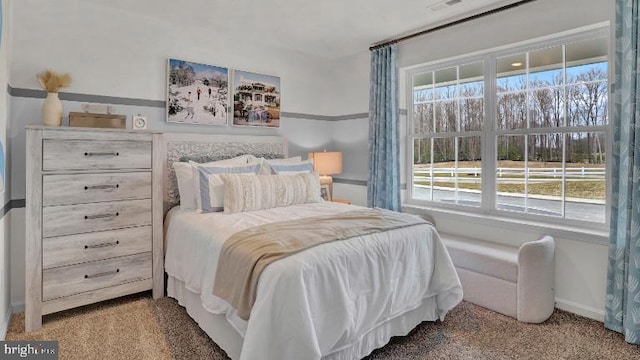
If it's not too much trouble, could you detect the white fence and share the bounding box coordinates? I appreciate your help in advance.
[414,167,605,179]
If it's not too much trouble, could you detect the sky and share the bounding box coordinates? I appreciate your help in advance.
[415,61,608,100]
[169,59,228,77]
[233,70,280,91]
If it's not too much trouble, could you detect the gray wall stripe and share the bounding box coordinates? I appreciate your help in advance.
[281,112,370,121]
[280,112,335,121]
[8,85,371,122]
[9,86,407,120]
[10,199,25,210]
[331,113,369,121]
[334,178,367,186]
[334,178,406,191]
[8,85,166,108]
[0,199,25,218]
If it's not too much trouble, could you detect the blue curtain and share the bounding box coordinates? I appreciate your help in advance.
[606,0,640,344]
[368,44,400,211]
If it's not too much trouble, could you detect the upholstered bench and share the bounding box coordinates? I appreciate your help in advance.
[440,233,555,323]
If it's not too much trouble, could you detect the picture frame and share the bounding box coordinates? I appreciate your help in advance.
[232,69,280,128]
[320,184,332,202]
[167,58,229,126]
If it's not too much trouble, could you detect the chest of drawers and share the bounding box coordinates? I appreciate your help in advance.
[25,126,164,332]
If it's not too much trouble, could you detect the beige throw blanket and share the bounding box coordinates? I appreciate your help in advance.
[212,208,429,320]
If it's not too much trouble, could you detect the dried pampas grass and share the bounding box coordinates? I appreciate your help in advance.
[37,70,72,93]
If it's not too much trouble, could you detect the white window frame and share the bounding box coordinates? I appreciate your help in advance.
[405,25,611,234]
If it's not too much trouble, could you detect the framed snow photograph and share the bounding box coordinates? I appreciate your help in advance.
[232,70,280,128]
[167,58,229,125]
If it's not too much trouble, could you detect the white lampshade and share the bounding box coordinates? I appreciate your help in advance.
[308,151,342,175]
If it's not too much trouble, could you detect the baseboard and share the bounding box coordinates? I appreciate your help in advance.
[0,306,11,340]
[11,302,24,314]
[555,298,604,322]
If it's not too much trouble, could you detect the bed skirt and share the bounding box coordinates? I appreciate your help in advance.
[167,275,447,360]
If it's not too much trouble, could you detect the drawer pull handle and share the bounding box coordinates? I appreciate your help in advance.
[84,184,119,190]
[84,241,119,249]
[84,152,119,157]
[84,269,120,279]
[84,212,119,220]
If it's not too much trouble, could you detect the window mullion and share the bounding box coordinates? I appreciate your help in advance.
[561,44,567,218]
[483,56,497,213]
[455,66,460,205]
[430,138,434,201]
[524,52,530,212]
[406,69,415,204]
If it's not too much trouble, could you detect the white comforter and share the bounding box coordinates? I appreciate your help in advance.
[164,202,462,360]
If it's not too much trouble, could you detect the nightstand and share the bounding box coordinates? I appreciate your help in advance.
[332,198,352,205]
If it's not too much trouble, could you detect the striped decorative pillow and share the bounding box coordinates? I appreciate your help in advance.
[193,161,262,213]
[221,172,321,213]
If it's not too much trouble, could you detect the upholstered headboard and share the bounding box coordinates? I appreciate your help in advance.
[161,132,288,212]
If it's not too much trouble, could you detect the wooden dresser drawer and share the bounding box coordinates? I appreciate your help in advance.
[43,226,152,269]
[42,199,151,238]
[43,172,151,206]
[43,253,152,301]
[43,140,151,170]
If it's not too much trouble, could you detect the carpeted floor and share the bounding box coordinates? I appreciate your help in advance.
[6,293,640,359]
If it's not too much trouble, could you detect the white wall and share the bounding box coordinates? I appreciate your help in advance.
[9,209,22,314]
[398,0,612,70]
[10,0,338,116]
[331,117,368,181]
[329,51,370,116]
[0,0,11,338]
[332,0,614,320]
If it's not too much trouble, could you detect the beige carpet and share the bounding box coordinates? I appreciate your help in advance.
[6,294,172,360]
[7,293,640,359]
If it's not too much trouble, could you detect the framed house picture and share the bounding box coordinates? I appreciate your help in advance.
[167,58,229,125]
[232,70,280,128]
[320,184,331,202]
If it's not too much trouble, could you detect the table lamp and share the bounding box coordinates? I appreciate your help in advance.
[308,151,342,199]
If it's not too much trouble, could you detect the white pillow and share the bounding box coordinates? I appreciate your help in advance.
[172,155,253,211]
[221,172,321,213]
[192,160,263,212]
[173,162,198,210]
[260,156,303,174]
[269,159,314,175]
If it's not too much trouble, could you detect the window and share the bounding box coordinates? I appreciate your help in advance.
[408,29,609,226]
[413,62,484,207]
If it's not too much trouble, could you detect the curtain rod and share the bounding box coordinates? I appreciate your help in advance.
[369,0,538,51]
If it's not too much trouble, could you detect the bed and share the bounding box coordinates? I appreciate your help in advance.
[161,133,463,360]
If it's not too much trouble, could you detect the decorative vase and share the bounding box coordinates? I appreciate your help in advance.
[42,92,63,126]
